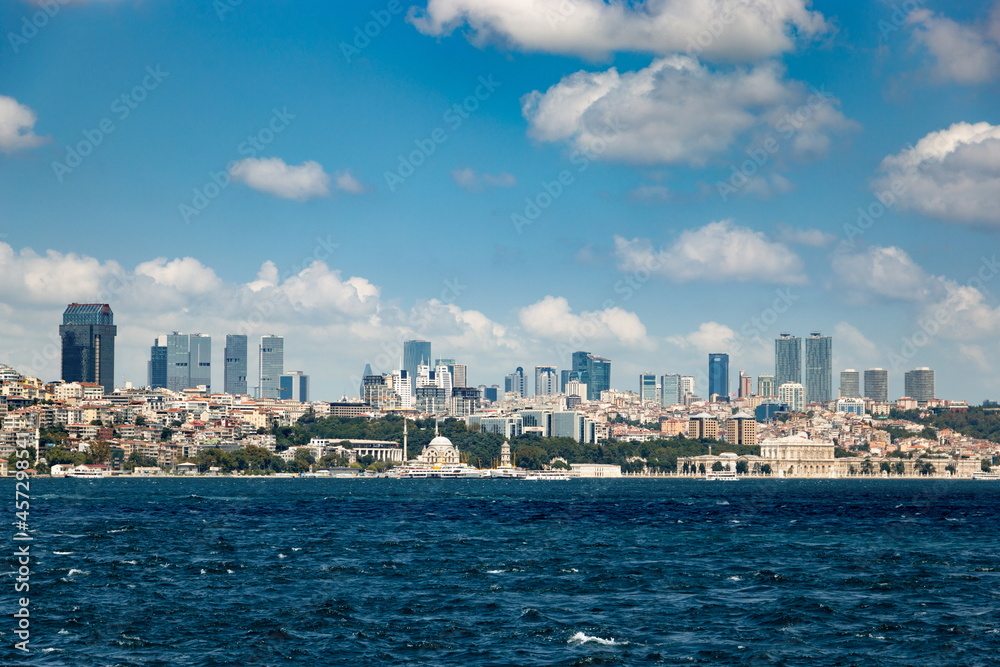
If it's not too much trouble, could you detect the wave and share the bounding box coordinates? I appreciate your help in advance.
[568,632,623,646]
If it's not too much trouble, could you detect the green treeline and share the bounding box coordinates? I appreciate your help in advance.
[890,407,1000,444]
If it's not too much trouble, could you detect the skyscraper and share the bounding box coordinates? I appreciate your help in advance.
[778,382,806,413]
[775,333,801,389]
[708,353,729,400]
[148,335,167,389]
[504,366,527,397]
[165,333,212,392]
[402,340,431,389]
[224,334,248,395]
[259,335,284,399]
[535,366,559,395]
[864,368,888,402]
[571,351,611,400]
[840,369,860,398]
[279,370,309,402]
[639,372,658,402]
[904,367,934,404]
[804,332,832,405]
[661,373,682,407]
[59,303,117,393]
[738,371,752,398]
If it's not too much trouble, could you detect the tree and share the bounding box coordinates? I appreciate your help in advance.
[160,427,174,441]
[88,441,112,464]
[134,416,147,427]
[861,459,875,475]
[711,461,725,472]
[893,461,906,476]
[760,463,772,475]
[945,463,957,476]
[879,461,891,474]
[735,459,748,474]
[514,445,547,470]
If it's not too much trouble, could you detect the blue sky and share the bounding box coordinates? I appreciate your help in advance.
[1,0,999,402]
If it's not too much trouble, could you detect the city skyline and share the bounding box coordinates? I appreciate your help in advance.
[1,1,998,403]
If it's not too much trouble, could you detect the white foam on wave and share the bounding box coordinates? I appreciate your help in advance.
[53,551,74,555]
[568,632,622,646]
[486,569,504,574]
[66,569,87,577]
[727,575,743,581]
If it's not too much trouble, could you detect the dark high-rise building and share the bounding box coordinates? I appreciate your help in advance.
[224,334,248,395]
[904,367,934,404]
[259,335,284,399]
[840,369,860,398]
[148,336,167,389]
[804,332,832,404]
[571,351,611,400]
[864,368,889,402]
[165,333,212,393]
[60,303,117,393]
[708,353,729,401]
[775,333,801,389]
[402,340,431,389]
[279,371,309,402]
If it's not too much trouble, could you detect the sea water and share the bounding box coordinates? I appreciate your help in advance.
[4,477,1000,666]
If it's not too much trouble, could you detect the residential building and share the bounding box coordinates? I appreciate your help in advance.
[687,412,719,440]
[504,367,527,398]
[725,412,758,446]
[535,366,559,396]
[804,332,832,404]
[840,369,860,398]
[775,333,801,388]
[60,303,117,393]
[904,367,935,405]
[757,374,776,397]
[778,382,806,413]
[864,368,889,402]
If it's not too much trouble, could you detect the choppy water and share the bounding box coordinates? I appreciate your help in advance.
[4,478,1000,666]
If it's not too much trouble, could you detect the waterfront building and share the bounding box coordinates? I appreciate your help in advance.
[804,332,832,404]
[708,353,729,401]
[864,368,889,402]
[757,374,776,397]
[904,367,935,405]
[60,303,117,393]
[778,382,806,413]
[224,334,248,395]
[415,432,461,465]
[840,369,860,398]
[534,366,559,396]
[259,335,284,399]
[279,371,309,402]
[775,333,801,388]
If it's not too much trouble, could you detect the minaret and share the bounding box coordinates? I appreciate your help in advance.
[403,419,408,462]
[500,441,511,467]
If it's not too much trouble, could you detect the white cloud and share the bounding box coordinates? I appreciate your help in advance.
[518,295,650,347]
[333,170,366,194]
[831,245,932,301]
[667,322,735,353]
[874,121,1000,225]
[134,257,223,295]
[906,5,1000,84]
[451,167,516,192]
[0,96,46,153]
[521,56,854,167]
[409,0,829,62]
[775,223,835,247]
[614,220,807,285]
[833,321,878,362]
[230,157,330,200]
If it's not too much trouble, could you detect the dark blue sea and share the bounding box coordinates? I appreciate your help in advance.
[4,478,1000,666]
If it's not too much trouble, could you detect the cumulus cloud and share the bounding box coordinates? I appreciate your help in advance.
[614,220,807,285]
[409,0,829,62]
[874,121,1000,225]
[831,244,1000,341]
[834,321,878,362]
[451,167,517,192]
[521,56,854,167]
[667,321,735,353]
[518,295,650,347]
[906,4,1000,84]
[0,96,46,153]
[230,157,330,200]
[134,257,223,295]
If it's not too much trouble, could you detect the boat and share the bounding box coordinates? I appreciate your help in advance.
[524,470,575,480]
[704,470,739,481]
[972,472,1000,480]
